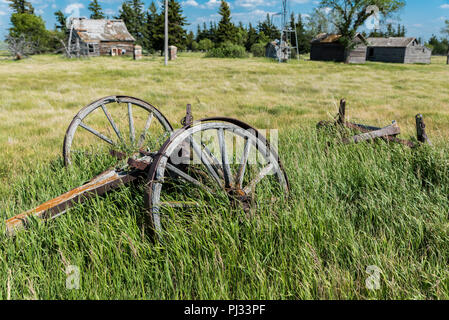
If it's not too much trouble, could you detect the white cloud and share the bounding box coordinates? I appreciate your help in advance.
[235,0,276,8]
[64,3,84,16]
[440,4,449,9]
[202,0,221,9]
[182,0,199,7]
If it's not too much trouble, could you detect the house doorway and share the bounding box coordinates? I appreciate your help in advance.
[111,48,125,56]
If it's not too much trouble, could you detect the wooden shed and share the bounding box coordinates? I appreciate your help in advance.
[310,33,367,64]
[366,37,432,64]
[69,18,136,57]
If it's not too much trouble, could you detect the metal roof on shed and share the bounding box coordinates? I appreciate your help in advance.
[311,33,366,44]
[71,18,135,43]
[367,37,417,47]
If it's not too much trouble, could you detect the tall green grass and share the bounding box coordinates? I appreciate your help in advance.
[1,127,448,299]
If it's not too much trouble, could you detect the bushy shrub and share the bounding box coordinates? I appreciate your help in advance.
[198,39,214,52]
[9,13,53,54]
[191,41,199,52]
[250,42,266,57]
[205,42,248,58]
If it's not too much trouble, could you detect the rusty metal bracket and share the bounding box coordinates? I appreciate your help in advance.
[128,158,152,171]
[181,104,194,127]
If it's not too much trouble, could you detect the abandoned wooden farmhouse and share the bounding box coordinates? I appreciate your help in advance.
[366,37,432,64]
[69,18,136,57]
[310,33,367,64]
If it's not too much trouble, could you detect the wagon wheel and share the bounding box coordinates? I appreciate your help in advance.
[63,96,173,167]
[145,118,289,236]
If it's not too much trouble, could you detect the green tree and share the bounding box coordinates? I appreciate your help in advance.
[208,21,218,43]
[9,13,50,53]
[257,31,270,44]
[368,23,406,37]
[306,7,334,36]
[296,13,311,53]
[216,1,237,44]
[245,23,258,51]
[427,35,447,56]
[250,42,266,57]
[257,14,280,41]
[441,20,449,63]
[153,0,188,52]
[235,22,248,47]
[54,10,68,34]
[142,1,159,52]
[186,31,195,51]
[88,0,105,19]
[319,0,406,63]
[118,0,146,46]
[195,24,203,42]
[198,38,213,51]
[7,0,34,14]
[191,40,199,51]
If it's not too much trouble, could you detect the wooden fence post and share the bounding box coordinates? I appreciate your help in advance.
[416,114,431,145]
[338,99,346,125]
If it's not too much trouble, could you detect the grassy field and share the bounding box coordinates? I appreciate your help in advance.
[0,53,448,299]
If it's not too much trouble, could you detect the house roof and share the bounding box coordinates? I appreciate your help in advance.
[311,33,366,44]
[367,37,417,47]
[71,18,135,43]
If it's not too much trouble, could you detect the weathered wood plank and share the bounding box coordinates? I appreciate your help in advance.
[342,122,401,144]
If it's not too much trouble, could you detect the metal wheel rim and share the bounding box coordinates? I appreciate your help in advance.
[63,95,173,167]
[146,118,289,234]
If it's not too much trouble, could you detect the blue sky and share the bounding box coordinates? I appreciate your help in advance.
[0,0,449,41]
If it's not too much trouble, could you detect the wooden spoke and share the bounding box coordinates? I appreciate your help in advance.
[218,128,232,188]
[101,104,123,143]
[165,162,213,193]
[201,143,224,179]
[243,163,275,195]
[236,137,251,188]
[190,137,223,187]
[128,103,135,144]
[79,122,114,146]
[146,120,289,238]
[137,112,154,148]
[63,96,173,167]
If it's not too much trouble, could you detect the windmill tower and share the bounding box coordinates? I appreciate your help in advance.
[278,0,299,62]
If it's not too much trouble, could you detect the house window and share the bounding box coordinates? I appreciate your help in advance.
[88,44,95,53]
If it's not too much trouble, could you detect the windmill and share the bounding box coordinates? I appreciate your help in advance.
[278,0,299,62]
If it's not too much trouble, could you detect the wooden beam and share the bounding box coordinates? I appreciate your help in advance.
[342,121,401,145]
